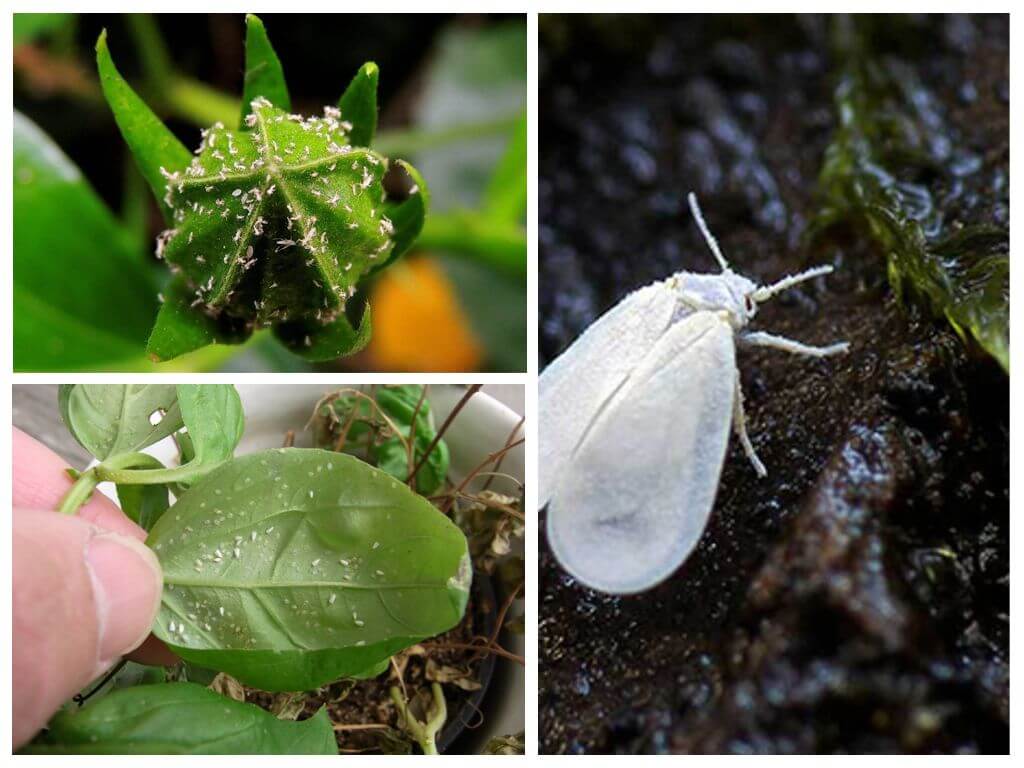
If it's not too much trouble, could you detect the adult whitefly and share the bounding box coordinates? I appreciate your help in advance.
[541,193,849,595]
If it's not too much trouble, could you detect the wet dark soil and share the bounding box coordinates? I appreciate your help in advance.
[539,14,1008,754]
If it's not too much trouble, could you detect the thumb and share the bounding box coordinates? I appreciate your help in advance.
[13,508,163,749]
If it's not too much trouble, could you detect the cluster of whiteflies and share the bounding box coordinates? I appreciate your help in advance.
[155,97,396,334]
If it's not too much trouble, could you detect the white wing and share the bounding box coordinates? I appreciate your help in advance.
[539,281,678,507]
[546,311,736,594]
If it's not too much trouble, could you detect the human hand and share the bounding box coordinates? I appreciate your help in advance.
[12,427,176,749]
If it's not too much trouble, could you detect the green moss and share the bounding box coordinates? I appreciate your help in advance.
[812,18,1008,372]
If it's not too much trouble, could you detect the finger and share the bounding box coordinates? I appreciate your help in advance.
[12,428,179,669]
[13,509,163,749]
[12,427,143,540]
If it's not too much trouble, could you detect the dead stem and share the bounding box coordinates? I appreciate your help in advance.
[406,385,429,489]
[333,395,361,453]
[483,415,525,492]
[282,430,295,448]
[443,491,525,521]
[425,583,524,666]
[313,388,414,459]
[407,384,483,485]
[389,655,408,701]
[440,437,525,515]
[332,723,392,732]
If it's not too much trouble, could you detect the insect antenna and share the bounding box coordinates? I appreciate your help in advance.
[687,192,730,272]
[752,264,834,303]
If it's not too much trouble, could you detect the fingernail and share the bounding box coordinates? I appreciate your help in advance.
[85,532,163,662]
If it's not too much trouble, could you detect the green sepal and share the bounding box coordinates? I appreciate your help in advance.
[146,277,252,362]
[376,160,429,273]
[239,14,290,129]
[273,302,372,362]
[338,62,379,148]
[95,29,191,223]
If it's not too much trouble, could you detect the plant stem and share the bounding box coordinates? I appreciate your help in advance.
[418,212,525,277]
[57,468,99,515]
[407,385,482,485]
[374,115,520,157]
[94,457,197,486]
[125,14,172,91]
[389,683,446,755]
[164,76,240,128]
[56,451,166,515]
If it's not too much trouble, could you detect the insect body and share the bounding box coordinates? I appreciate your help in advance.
[540,193,848,595]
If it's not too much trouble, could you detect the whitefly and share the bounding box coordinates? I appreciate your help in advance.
[540,193,849,595]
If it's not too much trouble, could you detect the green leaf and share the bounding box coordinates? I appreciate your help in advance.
[338,62,379,147]
[58,384,183,460]
[176,384,244,472]
[317,385,450,496]
[411,22,525,212]
[349,656,390,680]
[240,14,290,129]
[272,303,372,362]
[13,13,73,44]
[90,385,243,489]
[14,112,160,371]
[146,448,471,691]
[117,482,171,530]
[95,29,192,222]
[26,683,336,754]
[481,110,526,223]
[377,160,429,273]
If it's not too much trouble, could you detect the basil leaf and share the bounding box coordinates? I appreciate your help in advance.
[176,384,244,472]
[58,384,183,461]
[240,14,290,129]
[117,483,171,531]
[338,62,379,147]
[146,448,471,691]
[350,656,390,680]
[95,29,192,222]
[71,661,165,708]
[317,385,450,496]
[26,683,336,754]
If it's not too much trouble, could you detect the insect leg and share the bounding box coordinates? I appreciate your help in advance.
[740,331,849,358]
[733,369,767,478]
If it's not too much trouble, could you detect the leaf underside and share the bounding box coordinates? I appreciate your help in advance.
[146,448,470,691]
[58,383,182,460]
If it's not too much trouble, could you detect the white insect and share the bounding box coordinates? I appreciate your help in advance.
[540,193,849,595]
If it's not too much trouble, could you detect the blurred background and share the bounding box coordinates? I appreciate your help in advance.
[14,13,526,372]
